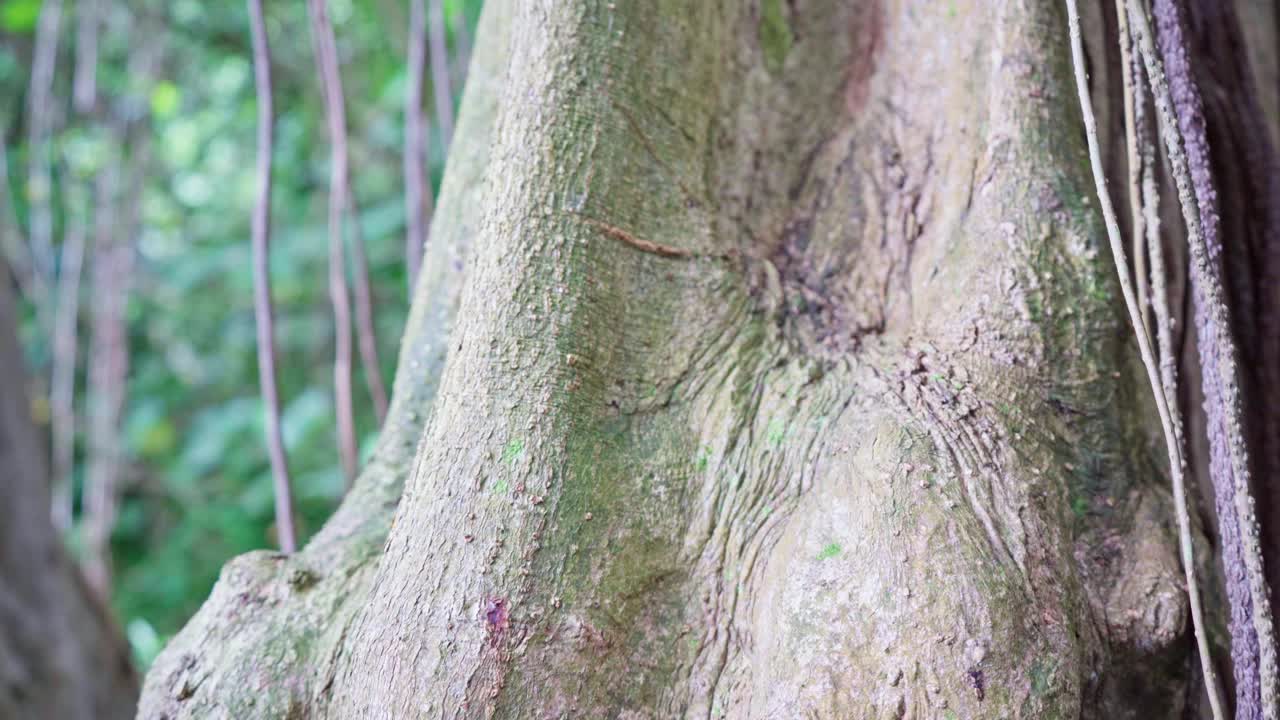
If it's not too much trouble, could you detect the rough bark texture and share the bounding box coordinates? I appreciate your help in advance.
[0,262,138,718]
[138,0,1277,717]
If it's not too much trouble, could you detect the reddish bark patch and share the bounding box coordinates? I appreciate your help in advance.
[484,597,509,645]
[844,0,883,115]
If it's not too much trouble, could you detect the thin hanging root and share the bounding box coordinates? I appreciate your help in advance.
[1130,16,1174,416]
[1115,1,1150,341]
[308,0,360,486]
[248,0,296,553]
[1123,0,1179,433]
[1129,1,1280,715]
[1063,1,1227,717]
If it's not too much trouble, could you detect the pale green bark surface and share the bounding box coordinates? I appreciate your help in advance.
[140,1,1213,717]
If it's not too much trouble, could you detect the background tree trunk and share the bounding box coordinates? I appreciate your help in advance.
[0,259,138,719]
[138,0,1278,717]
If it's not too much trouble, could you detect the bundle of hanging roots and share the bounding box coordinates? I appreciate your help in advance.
[1066,0,1280,718]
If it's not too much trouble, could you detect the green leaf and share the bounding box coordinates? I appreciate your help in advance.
[0,0,42,33]
[150,81,182,119]
[126,617,164,668]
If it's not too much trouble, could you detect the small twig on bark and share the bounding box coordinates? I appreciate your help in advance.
[576,215,692,259]
[1064,2,1227,717]
[403,0,432,292]
[308,0,360,486]
[248,0,298,553]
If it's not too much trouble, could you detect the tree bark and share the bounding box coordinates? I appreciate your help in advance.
[139,0,1278,717]
[0,259,138,718]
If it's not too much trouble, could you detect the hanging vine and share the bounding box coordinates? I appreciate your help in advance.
[1066,0,1278,716]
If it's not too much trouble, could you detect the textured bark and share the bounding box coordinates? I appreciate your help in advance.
[139,0,1278,717]
[0,260,138,718]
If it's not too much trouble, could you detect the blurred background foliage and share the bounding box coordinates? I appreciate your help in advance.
[1,0,480,667]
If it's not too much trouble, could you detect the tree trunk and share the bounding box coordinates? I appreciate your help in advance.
[138,0,1278,717]
[0,260,138,718]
